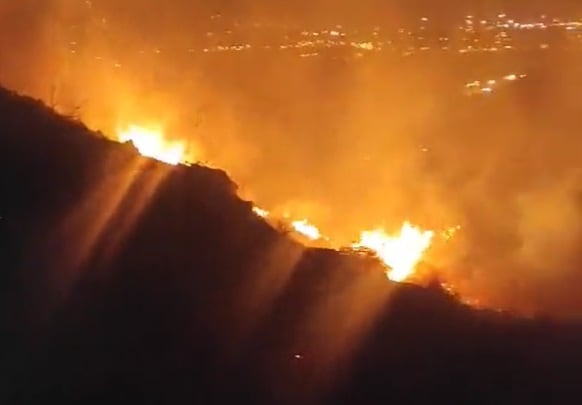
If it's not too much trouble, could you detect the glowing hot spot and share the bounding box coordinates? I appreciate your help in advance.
[353,222,434,282]
[252,206,270,218]
[291,219,322,241]
[118,125,185,165]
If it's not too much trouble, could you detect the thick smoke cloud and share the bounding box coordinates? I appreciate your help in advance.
[1,0,582,317]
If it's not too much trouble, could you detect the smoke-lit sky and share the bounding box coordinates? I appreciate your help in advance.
[1,0,582,317]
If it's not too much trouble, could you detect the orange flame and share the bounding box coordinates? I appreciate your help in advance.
[291,219,322,241]
[252,206,270,218]
[353,222,434,282]
[118,125,185,165]
[118,130,443,285]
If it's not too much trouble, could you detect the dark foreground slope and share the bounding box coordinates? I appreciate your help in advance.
[1,87,582,404]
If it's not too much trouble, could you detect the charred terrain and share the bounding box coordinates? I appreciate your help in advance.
[1,86,582,404]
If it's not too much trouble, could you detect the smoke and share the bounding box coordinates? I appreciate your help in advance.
[0,0,59,96]
[1,0,582,317]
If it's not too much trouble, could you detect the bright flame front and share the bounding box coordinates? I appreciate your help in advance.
[118,125,185,165]
[353,222,434,282]
[118,127,439,284]
[252,206,270,218]
[291,219,321,241]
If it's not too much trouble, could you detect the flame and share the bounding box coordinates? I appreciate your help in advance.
[117,125,443,286]
[353,222,434,282]
[291,219,321,241]
[117,127,444,286]
[252,205,322,241]
[252,206,270,218]
[118,125,185,165]
[250,204,438,281]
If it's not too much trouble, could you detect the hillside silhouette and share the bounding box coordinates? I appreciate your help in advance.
[1,85,582,404]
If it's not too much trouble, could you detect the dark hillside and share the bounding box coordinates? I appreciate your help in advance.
[1,86,582,404]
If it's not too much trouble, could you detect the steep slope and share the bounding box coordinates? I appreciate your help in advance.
[1,86,582,404]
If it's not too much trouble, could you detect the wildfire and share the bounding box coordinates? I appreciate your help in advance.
[291,219,322,241]
[118,125,185,165]
[249,203,438,282]
[252,206,270,218]
[353,222,435,282]
[116,127,446,285]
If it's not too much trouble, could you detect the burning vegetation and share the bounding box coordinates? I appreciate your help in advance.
[116,124,457,287]
[3,0,582,316]
[5,84,582,403]
[352,223,434,282]
[118,125,186,165]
